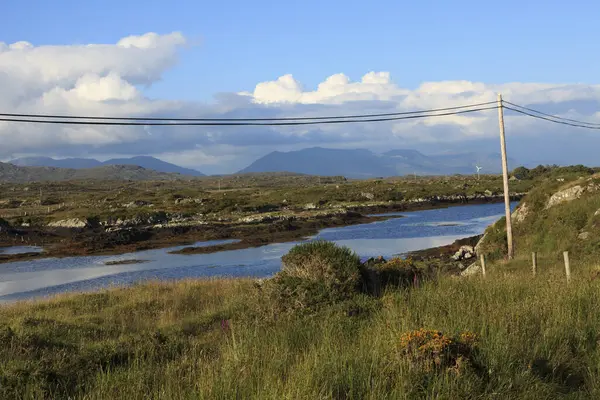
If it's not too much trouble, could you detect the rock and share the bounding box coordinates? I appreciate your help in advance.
[461,262,482,277]
[304,203,317,210]
[123,200,152,208]
[451,245,475,261]
[361,192,375,200]
[546,185,584,208]
[48,218,87,228]
[594,209,600,217]
[509,176,519,181]
[175,197,202,205]
[578,231,591,240]
[511,202,529,223]
[484,190,493,197]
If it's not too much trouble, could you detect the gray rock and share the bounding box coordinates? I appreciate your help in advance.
[361,192,375,200]
[578,231,591,240]
[48,218,87,228]
[452,245,475,261]
[546,185,584,208]
[511,202,529,223]
[461,262,482,277]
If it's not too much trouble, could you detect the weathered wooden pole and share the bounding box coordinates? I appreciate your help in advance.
[532,252,537,276]
[480,254,487,277]
[563,251,571,283]
[497,94,514,259]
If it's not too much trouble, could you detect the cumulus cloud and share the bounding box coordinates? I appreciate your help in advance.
[2,32,600,173]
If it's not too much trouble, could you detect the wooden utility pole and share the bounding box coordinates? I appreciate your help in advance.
[497,94,514,259]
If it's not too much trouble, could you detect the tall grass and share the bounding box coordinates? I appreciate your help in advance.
[2,259,600,399]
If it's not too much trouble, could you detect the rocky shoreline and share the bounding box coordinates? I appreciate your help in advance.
[0,194,519,264]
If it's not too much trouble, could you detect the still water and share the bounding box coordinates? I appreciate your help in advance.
[0,202,516,302]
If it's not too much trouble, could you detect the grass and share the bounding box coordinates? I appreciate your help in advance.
[2,259,600,399]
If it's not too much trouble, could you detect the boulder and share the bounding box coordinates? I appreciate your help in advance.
[578,231,591,240]
[48,218,87,228]
[461,262,482,277]
[361,192,375,200]
[511,202,529,223]
[452,245,475,261]
[546,185,584,208]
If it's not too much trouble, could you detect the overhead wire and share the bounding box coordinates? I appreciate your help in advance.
[503,105,600,130]
[0,101,498,122]
[503,100,600,127]
[0,105,499,126]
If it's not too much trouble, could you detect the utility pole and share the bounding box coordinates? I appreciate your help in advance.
[497,94,514,259]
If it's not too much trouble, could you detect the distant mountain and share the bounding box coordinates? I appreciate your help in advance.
[238,148,391,178]
[0,162,191,183]
[238,147,516,178]
[9,156,204,176]
[9,156,102,169]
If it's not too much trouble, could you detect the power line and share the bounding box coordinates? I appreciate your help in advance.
[0,101,498,122]
[0,106,499,126]
[503,106,600,130]
[503,100,600,127]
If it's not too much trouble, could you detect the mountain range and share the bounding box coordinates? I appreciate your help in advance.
[9,156,205,176]
[1,148,516,182]
[238,147,514,178]
[0,163,188,183]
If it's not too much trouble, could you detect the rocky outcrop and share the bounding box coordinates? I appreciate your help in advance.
[511,202,529,223]
[546,182,600,209]
[452,245,475,261]
[48,218,88,228]
[546,185,584,208]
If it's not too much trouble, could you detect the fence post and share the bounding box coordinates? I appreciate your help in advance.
[532,252,537,276]
[480,254,487,277]
[563,251,571,283]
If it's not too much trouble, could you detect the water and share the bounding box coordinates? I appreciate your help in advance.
[0,246,43,255]
[0,202,516,302]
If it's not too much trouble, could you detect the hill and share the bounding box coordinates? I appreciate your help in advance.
[238,147,515,178]
[9,156,205,176]
[0,162,187,183]
[478,164,600,263]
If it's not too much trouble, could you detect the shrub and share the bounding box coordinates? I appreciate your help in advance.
[361,257,424,296]
[398,329,479,373]
[266,241,363,313]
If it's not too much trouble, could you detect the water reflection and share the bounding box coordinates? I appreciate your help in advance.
[0,202,516,302]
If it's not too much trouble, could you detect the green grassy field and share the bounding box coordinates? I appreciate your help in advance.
[2,261,599,399]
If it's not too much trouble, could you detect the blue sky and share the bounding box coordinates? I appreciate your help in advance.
[3,0,600,174]
[3,0,600,100]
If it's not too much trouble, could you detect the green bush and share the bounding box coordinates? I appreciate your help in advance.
[267,241,363,313]
[361,257,425,296]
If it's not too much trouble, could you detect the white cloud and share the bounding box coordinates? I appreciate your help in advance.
[3,32,600,172]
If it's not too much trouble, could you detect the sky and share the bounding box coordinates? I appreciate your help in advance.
[2,0,600,174]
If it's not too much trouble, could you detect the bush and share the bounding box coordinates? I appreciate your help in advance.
[266,241,363,313]
[361,257,424,296]
[398,329,479,374]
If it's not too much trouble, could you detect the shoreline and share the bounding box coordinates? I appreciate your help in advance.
[0,197,512,264]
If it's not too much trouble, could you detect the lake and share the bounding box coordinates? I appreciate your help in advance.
[0,202,516,302]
